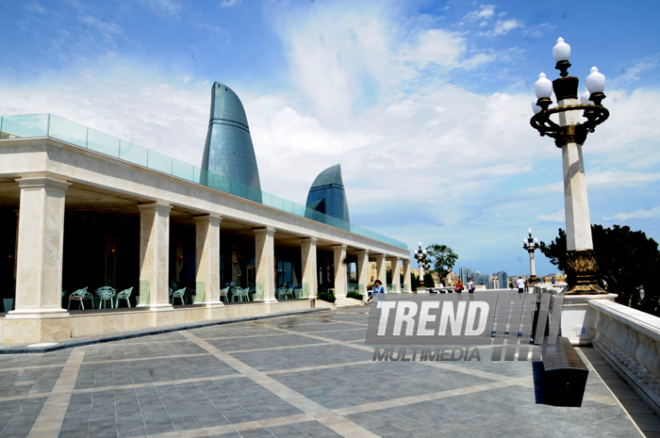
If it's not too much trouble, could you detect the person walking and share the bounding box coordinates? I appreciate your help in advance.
[467,277,475,293]
[455,280,464,293]
[516,277,525,293]
[372,280,385,317]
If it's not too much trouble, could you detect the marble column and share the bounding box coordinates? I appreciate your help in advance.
[194,214,223,307]
[9,177,71,318]
[332,244,348,299]
[254,227,277,304]
[138,202,172,311]
[300,238,318,299]
[558,90,602,292]
[403,259,411,292]
[388,256,401,293]
[356,250,369,299]
[374,254,387,293]
[13,209,19,281]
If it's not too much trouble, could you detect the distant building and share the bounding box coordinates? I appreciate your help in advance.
[459,267,490,288]
[306,164,350,223]
[201,82,261,192]
[497,270,507,288]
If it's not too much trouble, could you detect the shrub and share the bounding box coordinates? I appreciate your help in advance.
[347,291,364,301]
[318,291,336,303]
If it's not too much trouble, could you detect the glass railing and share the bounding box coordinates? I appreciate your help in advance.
[0,114,408,250]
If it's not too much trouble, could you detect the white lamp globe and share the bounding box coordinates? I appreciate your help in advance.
[586,66,606,94]
[579,90,591,105]
[534,73,553,99]
[523,239,528,246]
[532,100,542,114]
[552,37,571,62]
[534,238,539,244]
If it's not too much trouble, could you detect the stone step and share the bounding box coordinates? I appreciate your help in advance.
[335,296,365,308]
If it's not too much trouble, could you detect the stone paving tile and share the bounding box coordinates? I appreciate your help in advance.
[270,362,494,409]
[0,396,48,436]
[230,343,371,373]
[307,329,367,343]
[207,333,327,352]
[73,353,237,390]
[0,307,652,437]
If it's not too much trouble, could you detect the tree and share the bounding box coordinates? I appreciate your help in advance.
[425,244,458,284]
[540,225,660,316]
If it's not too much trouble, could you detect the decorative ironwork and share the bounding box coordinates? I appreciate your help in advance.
[564,250,606,294]
[530,103,609,148]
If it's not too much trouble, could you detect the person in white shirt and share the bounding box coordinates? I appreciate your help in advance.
[467,278,475,293]
[516,277,525,293]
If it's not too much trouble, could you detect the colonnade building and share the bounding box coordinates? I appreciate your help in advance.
[0,113,411,344]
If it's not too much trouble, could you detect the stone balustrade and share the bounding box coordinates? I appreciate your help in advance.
[590,299,660,416]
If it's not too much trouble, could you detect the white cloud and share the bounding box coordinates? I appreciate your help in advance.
[609,56,659,88]
[537,209,565,222]
[138,0,181,18]
[464,5,496,23]
[221,0,242,7]
[1,1,659,257]
[493,19,521,35]
[24,3,46,13]
[588,170,660,187]
[604,206,660,221]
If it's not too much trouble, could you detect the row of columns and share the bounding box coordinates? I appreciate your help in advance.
[8,176,411,318]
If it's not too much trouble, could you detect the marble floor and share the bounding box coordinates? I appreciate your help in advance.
[0,307,658,437]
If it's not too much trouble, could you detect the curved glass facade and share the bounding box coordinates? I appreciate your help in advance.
[306,164,350,223]
[201,82,261,191]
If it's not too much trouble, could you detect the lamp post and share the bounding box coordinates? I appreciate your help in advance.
[413,242,430,292]
[523,228,539,284]
[530,37,608,294]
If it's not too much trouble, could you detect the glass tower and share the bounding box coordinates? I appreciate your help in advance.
[306,164,350,223]
[201,82,261,191]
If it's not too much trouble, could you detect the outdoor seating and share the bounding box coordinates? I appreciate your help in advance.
[285,288,294,299]
[231,287,250,302]
[67,287,93,310]
[115,287,133,308]
[96,286,116,309]
[276,286,287,300]
[219,286,230,303]
[541,336,589,407]
[172,287,187,305]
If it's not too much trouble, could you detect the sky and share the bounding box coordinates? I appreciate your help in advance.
[1,0,659,277]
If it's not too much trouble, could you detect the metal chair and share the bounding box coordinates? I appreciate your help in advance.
[172,287,187,305]
[219,286,230,303]
[96,286,116,309]
[115,287,133,308]
[230,286,242,302]
[68,287,93,310]
[277,287,287,300]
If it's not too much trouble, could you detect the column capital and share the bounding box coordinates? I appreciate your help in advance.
[16,176,71,192]
[300,237,318,244]
[332,244,348,250]
[138,201,172,213]
[355,249,369,256]
[387,256,400,262]
[194,213,222,224]
[253,227,276,236]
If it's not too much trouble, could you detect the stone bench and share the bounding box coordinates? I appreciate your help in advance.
[541,336,589,407]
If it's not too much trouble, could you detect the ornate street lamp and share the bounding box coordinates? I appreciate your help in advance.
[413,242,431,291]
[530,37,608,294]
[523,229,539,284]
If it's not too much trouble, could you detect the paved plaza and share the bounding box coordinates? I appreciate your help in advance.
[0,307,658,437]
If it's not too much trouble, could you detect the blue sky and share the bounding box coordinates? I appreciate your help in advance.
[1,0,659,277]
